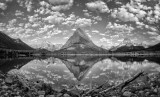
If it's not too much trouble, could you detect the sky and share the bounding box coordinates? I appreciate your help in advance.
[0,0,160,48]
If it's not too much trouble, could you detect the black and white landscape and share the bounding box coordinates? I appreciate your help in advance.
[0,0,160,97]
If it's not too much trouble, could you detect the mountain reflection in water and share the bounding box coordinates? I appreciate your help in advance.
[0,56,160,90]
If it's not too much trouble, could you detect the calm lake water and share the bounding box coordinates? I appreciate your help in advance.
[1,56,160,90]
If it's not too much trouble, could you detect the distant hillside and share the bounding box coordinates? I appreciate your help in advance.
[146,43,160,51]
[110,38,145,52]
[0,31,34,50]
[56,28,107,54]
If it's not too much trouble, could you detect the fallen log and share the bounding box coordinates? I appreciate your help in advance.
[82,81,109,96]
[99,71,145,94]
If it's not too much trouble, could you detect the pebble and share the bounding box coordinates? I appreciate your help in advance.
[39,95,44,97]
[154,88,158,93]
[1,72,160,97]
[57,93,63,97]
[2,85,8,89]
[46,95,55,97]
[63,93,71,97]
[145,92,150,96]
[123,91,132,97]
[139,90,144,94]
[5,77,13,84]
[38,91,45,95]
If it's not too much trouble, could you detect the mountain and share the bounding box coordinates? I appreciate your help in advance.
[110,38,145,52]
[146,43,160,51]
[58,28,107,54]
[0,31,34,50]
[39,42,56,51]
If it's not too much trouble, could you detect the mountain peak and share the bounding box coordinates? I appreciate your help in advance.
[60,28,102,51]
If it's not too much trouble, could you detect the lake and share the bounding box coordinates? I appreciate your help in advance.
[0,56,160,91]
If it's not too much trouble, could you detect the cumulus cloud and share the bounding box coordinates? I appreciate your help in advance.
[62,14,92,28]
[17,0,33,12]
[40,1,50,8]
[75,18,92,27]
[49,0,73,11]
[8,19,17,27]
[15,10,24,16]
[105,22,135,38]
[44,12,65,24]
[147,31,158,35]
[46,28,62,37]
[92,30,99,33]
[62,14,77,27]
[49,0,71,4]
[106,22,134,32]
[100,37,108,42]
[111,7,139,22]
[0,2,7,10]
[86,1,110,13]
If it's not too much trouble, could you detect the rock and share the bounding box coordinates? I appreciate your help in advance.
[2,85,8,89]
[39,95,44,97]
[5,77,13,84]
[150,95,156,97]
[57,93,63,97]
[123,91,132,97]
[46,95,55,97]
[158,88,160,93]
[38,91,45,95]
[145,92,150,96]
[154,88,158,93]
[139,91,144,96]
[63,93,71,97]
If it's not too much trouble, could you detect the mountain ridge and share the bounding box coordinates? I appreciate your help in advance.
[0,31,34,50]
[110,38,145,52]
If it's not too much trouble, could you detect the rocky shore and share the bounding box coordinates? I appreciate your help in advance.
[0,71,160,97]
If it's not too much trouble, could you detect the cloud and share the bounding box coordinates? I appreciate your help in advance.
[25,23,32,29]
[17,0,33,12]
[46,28,62,36]
[75,18,92,27]
[0,23,6,32]
[49,0,74,11]
[44,12,65,24]
[100,37,108,42]
[112,7,139,22]
[25,0,33,12]
[62,14,77,27]
[15,10,24,16]
[92,30,99,33]
[86,1,110,13]
[62,14,92,28]
[8,19,17,27]
[0,2,7,10]
[106,22,134,32]
[147,31,158,35]
[93,16,102,21]
[40,1,50,8]
[49,0,71,4]
[28,15,41,23]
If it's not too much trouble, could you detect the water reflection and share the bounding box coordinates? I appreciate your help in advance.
[0,56,160,90]
[0,57,33,73]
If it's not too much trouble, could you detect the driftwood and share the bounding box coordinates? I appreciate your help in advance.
[82,81,109,96]
[99,71,145,94]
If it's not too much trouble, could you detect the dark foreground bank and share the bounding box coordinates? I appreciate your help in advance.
[0,71,160,97]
